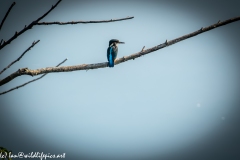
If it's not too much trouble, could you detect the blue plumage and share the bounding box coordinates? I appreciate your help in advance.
[107,39,124,68]
[108,47,114,67]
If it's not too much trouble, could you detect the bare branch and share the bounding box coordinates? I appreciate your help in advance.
[0,58,67,95]
[36,16,134,25]
[0,0,134,51]
[0,16,240,86]
[0,2,16,30]
[0,0,61,50]
[0,39,3,45]
[0,40,40,75]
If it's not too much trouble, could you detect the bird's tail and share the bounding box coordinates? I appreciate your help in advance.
[109,59,114,67]
[108,52,114,67]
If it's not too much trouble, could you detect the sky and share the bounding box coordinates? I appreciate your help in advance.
[0,0,240,160]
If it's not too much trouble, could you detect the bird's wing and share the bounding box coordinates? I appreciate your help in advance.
[107,47,111,62]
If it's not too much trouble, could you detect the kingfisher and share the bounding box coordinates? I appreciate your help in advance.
[107,39,124,67]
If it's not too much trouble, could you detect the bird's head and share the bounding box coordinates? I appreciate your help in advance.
[109,39,124,47]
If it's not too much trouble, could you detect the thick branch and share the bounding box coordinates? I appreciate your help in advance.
[0,58,67,95]
[0,2,16,30]
[36,16,134,25]
[0,0,61,50]
[0,40,40,75]
[0,16,240,86]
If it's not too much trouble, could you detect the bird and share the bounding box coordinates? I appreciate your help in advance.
[107,39,124,67]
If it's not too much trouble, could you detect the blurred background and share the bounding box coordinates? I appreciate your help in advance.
[0,0,240,160]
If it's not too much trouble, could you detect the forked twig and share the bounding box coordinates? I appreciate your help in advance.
[0,40,40,75]
[0,0,61,50]
[0,58,67,95]
[0,0,134,50]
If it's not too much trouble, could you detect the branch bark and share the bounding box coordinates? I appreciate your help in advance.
[0,58,67,95]
[0,40,40,75]
[0,16,240,87]
[36,16,134,25]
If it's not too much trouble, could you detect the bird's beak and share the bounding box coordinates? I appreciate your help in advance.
[118,41,125,44]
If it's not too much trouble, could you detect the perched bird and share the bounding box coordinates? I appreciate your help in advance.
[107,39,124,67]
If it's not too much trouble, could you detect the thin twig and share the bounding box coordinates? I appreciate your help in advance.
[0,0,61,50]
[0,58,67,95]
[165,39,168,44]
[0,40,40,75]
[36,16,134,25]
[0,39,3,46]
[0,2,16,30]
[0,16,240,87]
[139,46,145,57]
[56,58,68,66]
